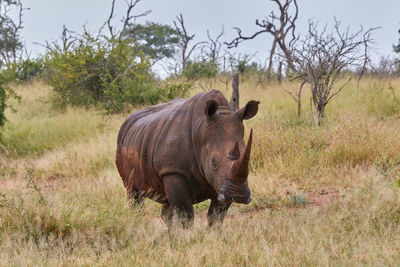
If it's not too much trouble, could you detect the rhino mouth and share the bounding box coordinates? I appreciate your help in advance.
[217,193,251,204]
[217,178,251,205]
[234,195,252,204]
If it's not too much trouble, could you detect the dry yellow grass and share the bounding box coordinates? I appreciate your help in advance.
[0,77,400,266]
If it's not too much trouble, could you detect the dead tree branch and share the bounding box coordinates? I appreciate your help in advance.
[206,26,224,65]
[173,13,206,72]
[226,0,299,77]
[106,0,151,39]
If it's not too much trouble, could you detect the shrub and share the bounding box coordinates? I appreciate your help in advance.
[4,58,44,83]
[0,72,20,136]
[42,37,188,113]
[182,60,218,81]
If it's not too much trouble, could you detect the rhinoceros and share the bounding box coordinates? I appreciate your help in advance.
[116,89,259,228]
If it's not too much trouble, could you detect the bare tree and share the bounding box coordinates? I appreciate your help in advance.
[226,0,299,79]
[173,14,206,73]
[290,19,377,125]
[368,56,399,77]
[206,26,224,65]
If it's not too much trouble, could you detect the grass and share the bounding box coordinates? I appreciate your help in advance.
[0,77,400,265]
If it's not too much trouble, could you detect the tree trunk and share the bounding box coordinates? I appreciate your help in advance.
[297,98,301,118]
[296,81,305,118]
[277,61,283,84]
[318,104,325,126]
[266,39,277,81]
[313,102,325,126]
[230,73,239,111]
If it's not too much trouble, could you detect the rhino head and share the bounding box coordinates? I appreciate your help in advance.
[201,99,259,205]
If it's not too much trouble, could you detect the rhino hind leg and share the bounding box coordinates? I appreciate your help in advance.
[207,198,232,227]
[162,174,194,229]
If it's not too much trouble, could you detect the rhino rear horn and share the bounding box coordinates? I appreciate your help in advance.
[227,141,240,160]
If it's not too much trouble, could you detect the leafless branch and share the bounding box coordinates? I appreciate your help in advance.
[206,26,224,64]
[106,0,151,39]
[226,0,299,76]
[121,0,151,33]
[173,13,206,72]
[107,0,116,38]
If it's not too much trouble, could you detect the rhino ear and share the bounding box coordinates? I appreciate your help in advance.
[205,100,219,120]
[236,100,260,120]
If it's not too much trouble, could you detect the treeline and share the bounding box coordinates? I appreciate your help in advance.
[0,0,270,127]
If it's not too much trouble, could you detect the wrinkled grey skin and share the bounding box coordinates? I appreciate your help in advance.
[116,89,259,228]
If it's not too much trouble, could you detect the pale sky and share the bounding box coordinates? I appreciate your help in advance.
[20,0,400,65]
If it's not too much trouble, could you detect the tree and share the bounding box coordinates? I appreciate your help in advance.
[0,0,26,130]
[369,56,399,77]
[226,0,298,80]
[173,14,206,73]
[0,0,26,66]
[394,28,400,53]
[123,22,179,65]
[394,27,400,73]
[290,20,376,126]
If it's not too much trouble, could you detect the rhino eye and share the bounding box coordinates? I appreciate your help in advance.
[211,155,218,170]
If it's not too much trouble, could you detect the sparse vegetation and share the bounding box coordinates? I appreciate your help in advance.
[0,1,400,265]
[1,77,400,265]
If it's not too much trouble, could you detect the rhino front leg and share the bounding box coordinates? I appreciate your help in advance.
[162,174,194,229]
[207,198,232,227]
[161,203,173,228]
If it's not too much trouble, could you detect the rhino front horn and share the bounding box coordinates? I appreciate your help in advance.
[231,129,253,184]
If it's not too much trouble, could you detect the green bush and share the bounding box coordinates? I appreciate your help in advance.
[182,60,218,81]
[4,58,44,83]
[158,80,191,100]
[42,37,188,113]
[0,72,19,135]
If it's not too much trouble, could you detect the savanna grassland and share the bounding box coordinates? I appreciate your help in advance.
[1,77,400,266]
